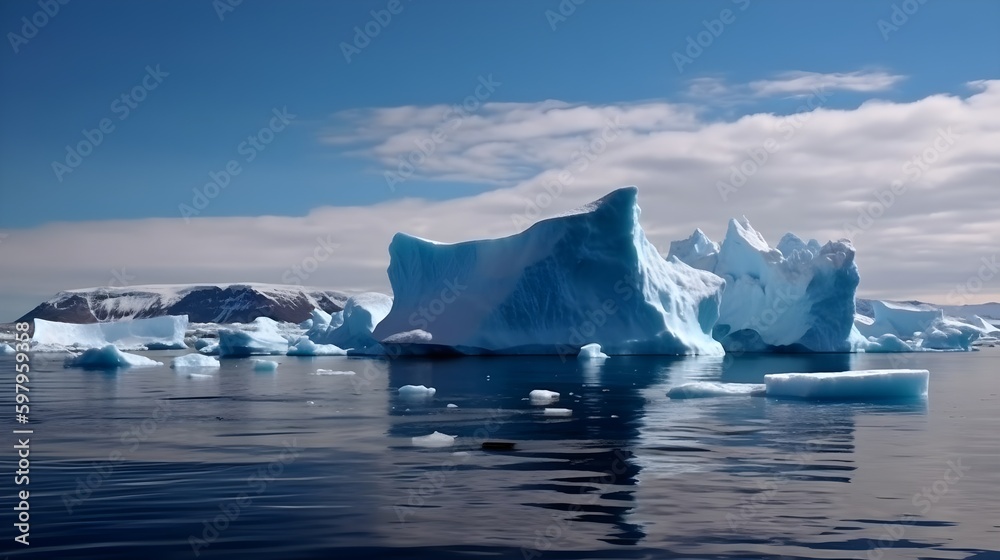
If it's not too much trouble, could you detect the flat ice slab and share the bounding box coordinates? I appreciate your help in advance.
[667,382,765,399]
[578,343,609,359]
[171,354,220,369]
[764,369,929,400]
[34,315,188,351]
[543,408,572,417]
[398,385,436,398]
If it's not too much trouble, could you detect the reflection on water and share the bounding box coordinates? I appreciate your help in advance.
[1,349,996,560]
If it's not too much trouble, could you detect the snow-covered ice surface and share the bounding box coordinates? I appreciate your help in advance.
[65,345,162,369]
[171,354,220,369]
[252,359,279,372]
[666,382,765,399]
[218,317,290,357]
[764,369,929,400]
[398,385,436,398]
[670,219,859,352]
[32,315,189,352]
[578,343,609,359]
[308,293,391,354]
[374,187,725,356]
[411,431,456,448]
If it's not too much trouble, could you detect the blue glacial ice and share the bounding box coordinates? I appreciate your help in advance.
[65,344,163,370]
[764,369,929,400]
[307,292,391,354]
[218,317,290,357]
[669,219,859,352]
[372,187,725,356]
[854,300,988,352]
[32,315,189,352]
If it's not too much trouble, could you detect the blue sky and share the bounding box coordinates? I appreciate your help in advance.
[1,0,999,318]
[1,0,998,227]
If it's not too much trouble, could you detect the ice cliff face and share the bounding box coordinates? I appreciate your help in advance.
[669,218,860,352]
[372,187,725,356]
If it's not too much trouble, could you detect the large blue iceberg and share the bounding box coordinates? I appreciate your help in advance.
[669,219,860,352]
[371,187,726,356]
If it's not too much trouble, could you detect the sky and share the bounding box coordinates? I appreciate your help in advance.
[0,0,998,321]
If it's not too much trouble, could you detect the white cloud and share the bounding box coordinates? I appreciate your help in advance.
[749,70,905,96]
[3,80,999,320]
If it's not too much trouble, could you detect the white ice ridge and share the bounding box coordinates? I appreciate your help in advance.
[666,382,765,399]
[32,315,189,352]
[65,345,163,369]
[373,187,725,356]
[669,219,859,352]
[171,354,221,369]
[764,369,929,400]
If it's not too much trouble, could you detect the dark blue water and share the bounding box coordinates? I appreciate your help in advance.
[2,348,999,559]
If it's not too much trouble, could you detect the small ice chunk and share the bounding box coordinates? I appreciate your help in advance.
[543,408,572,417]
[286,337,347,356]
[311,369,356,376]
[198,342,220,355]
[1,343,15,354]
[446,403,458,408]
[667,382,765,399]
[398,385,436,398]
[529,389,560,404]
[412,431,456,447]
[765,369,929,400]
[577,343,609,359]
[171,353,221,369]
[185,372,214,379]
[252,359,279,372]
[65,345,162,370]
[452,451,470,457]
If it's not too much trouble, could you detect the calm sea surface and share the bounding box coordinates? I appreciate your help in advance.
[2,348,998,559]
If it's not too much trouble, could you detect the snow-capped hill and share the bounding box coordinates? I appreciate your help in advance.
[17,283,350,324]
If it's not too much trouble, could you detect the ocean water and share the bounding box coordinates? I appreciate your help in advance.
[2,348,999,559]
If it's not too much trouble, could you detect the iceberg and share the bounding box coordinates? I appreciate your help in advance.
[398,385,436,398]
[217,317,289,357]
[764,369,929,400]
[666,382,765,399]
[373,187,725,356]
[1,343,14,355]
[529,389,560,404]
[578,343,609,360]
[171,354,220,369]
[669,219,859,352]
[65,345,163,369]
[543,408,573,417]
[32,315,188,352]
[252,359,279,371]
[307,293,391,354]
[286,337,347,356]
[412,431,456,448]
[855,300,984,351]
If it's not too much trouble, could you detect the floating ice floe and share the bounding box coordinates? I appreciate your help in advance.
[764,369,929,400]
[33,315,189,352]
[65,345,162,369]
[670,220,859,352]
[286,337,347,356]
[218,317,290,357]
[311,369,355,376]
[578,343,609,360]
[373,187,725,356]
[667,382,765,399]
[198,342,220,355]
[412,431,456,448]
[398,385,436,398]
[252,359,279,372]
[543,408,573,417]
[171,354,221,369]
[446,403,458,408]
[529,389,560,404]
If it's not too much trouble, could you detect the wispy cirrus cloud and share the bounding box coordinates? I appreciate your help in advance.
[685,70,906,102]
